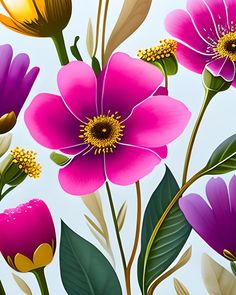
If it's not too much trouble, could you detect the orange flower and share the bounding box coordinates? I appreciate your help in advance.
[0,0,72,37]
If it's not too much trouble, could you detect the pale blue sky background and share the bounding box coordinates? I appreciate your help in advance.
[0,0,236,294]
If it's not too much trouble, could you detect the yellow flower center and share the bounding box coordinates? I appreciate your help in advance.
[216,32,236,61]
[11,147,42,178]
[137,39,178,62]
[79,113,125,155]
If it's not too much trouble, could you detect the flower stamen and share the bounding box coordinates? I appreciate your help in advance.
[137,39,177,62]
[79,113,125,155]
[11,147,42,178]
[215,32,236,61]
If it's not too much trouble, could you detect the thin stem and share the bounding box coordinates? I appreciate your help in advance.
[0,185,17,201]
[32,268,49,295]
[105,182,129,293]
[93,0,103,57]
[182,89,216,185]
[101,0,110,67]
[125,181,142,295]
[51,31,69,65]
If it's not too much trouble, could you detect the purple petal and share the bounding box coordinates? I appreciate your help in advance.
[229,175,236,215]
[0,44,13,95]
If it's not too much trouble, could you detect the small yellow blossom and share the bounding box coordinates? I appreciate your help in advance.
[138,39,178,62]
[11,147,42,179]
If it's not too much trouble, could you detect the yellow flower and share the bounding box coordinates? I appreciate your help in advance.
[0,0,72,37]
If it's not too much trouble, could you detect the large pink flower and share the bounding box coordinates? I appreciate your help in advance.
[165,0,236,85]
[25,53,190,195]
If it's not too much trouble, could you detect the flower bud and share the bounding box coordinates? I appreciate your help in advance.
[0,112,16,134]
[0,199,56,272]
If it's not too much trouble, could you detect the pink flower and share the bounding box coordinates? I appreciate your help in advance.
[165,0,236,85]
[0,199,56,272]
[25,53,190,195]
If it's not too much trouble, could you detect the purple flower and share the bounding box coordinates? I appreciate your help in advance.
[0,44,39,134]
[165,0,236,85]
[179,176,236,260]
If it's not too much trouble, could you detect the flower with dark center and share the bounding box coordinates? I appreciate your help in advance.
[25,52,191,195]
[165,0,236,84]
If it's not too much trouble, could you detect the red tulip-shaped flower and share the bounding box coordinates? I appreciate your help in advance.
[0,199,56,272]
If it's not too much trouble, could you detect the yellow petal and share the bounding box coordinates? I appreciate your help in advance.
[14,254,35,272]
[0,13,38,36]
[1,0,38,22]
[33,243,53,268]
[7,256,16,270]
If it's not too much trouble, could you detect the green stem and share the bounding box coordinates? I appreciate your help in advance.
[32,268,49,295]
[0,185,17,201]
[105,182,129,293]
[51,31,69,65]
[182,89,216,186]
[93,0,103,57]
[101,0,110,67]
[0,281,6,295]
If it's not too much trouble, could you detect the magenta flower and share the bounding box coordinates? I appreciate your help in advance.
[0,199,56,272]
[165,0,236,85]
[179,176,236,260]
[25,53,190,195]
[0,44,39,133]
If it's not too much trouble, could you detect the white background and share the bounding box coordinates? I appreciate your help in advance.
[0,0,235,294]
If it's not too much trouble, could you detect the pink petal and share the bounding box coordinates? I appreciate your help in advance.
[232,75,236,87]
[60,144,87,155]
[154,86,168,96]
[123,96,191,148]
[165,9,211,53]
[24,94,82,149]
[105,143,161,185]
[207,57,236,81]
[206,177,230,217]
[151,146,168,159]
[225,0,236,30]
[57,61,97,122]
[187,0,219,44]
[204,0,229,35]
[176,43,212,74]
[59,153,106,195]
[101,52,164,120]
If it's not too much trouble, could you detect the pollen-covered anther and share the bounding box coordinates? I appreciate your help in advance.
[215,32,236,61]
[137,39,178,62]
[79,113,125,155]
[11,147,42,178]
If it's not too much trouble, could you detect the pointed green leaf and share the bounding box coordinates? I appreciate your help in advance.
[92,57,101,76]
[138,166,191,294]
[60,221,122,295]
[201,134,236,175]
[71,36,83,61]
[50,152,70,166]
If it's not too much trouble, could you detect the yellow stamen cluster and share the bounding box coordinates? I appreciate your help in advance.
[137,39,178,62]
[11,147,42,179]
[79,113,125,155]
[216,32,236,61]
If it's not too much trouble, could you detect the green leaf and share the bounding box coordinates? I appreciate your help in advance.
[92,57,101,76]
[138,166,191,294]
[203,69,231,92]
[50,152,70,166]
[161,55,178,76]
[60,221,122,295]
[70,36,83,61]
[201,134,236,175]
